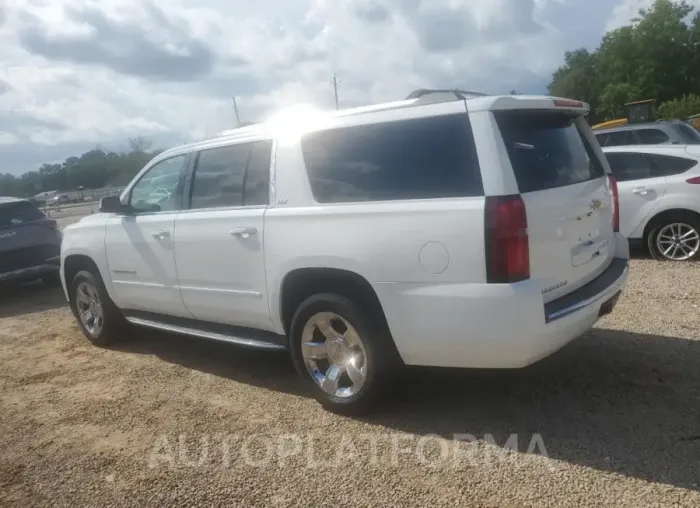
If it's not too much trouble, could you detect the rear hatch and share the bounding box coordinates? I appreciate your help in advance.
[495,107,615,303]
[0,200,61,273]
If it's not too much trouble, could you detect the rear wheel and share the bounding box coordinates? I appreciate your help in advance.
[289,294,398,415]
[648,216,700,261]
[70,270,126,345]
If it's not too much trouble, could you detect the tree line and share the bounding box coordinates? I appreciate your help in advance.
[548,0,700,123]
[0,137,162,198]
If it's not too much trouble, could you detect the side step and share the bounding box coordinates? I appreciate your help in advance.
[123,311,287,351]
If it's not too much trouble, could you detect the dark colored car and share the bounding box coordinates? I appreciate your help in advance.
[595,120,700,147]
[0,197,62,284]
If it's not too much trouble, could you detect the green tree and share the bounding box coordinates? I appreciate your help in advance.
[0,138,162,198]
[658,94,700,118]
[548,0,700,120]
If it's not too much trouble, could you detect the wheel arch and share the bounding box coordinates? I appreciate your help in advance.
[63,254,105,304]
[278,267,392,341]
[642,208,700,242]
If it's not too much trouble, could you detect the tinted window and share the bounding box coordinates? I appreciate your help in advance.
[0,201,45,227]
[598,130,629,147]
[605,153,652,181]
[675,123,700,144]
[496,111,605,193]
[244,140,272,206]
[190,140,272,209]
[648,154,697,175]
[636,129,670,144]
[129,155,187,212]
[300,114,483,203]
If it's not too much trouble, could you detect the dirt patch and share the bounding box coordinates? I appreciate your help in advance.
[1,260,699,507]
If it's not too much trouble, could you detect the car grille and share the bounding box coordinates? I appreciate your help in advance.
[0,244,60,273]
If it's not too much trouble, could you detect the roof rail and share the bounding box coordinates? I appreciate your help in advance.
[406,89,488,102]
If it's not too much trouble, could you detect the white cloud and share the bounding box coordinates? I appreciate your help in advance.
[606,0,700,31]
[0,0,643,174]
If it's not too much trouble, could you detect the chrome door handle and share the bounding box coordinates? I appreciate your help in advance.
[230,227,258,238]
[151,230,171,240]
[633,187,650,195]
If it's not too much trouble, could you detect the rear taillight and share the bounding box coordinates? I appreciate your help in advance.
[39,219,58,231]
[485,195,530,283]
[608,175,620,232]
[686,176,700,184]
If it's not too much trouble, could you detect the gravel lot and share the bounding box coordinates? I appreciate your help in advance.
[1,258,699,507]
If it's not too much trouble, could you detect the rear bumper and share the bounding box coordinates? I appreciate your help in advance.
[0,257,60,282]
[374,256,629,369]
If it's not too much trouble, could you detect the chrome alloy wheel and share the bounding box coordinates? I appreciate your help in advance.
[656,223,700,261]
[75,281,104,336]
[301,312,368,398]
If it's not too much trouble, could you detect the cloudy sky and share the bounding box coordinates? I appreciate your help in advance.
[0,0,687,175]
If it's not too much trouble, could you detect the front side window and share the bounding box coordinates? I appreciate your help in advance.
[604,152,652,181]
[300,114,483,203]
[598,130,629,147]
[129,155,187,213]
[189,140,272,210]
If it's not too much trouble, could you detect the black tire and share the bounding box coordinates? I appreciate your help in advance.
[41,272,61,287]
[647,213,700,262]
[70,269,126,346]
[289,293,399,415]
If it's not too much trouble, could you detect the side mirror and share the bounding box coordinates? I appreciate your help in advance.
[100,196,129,214]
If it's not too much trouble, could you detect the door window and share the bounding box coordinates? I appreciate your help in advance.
[636,129,670,144]
[190,140,272,209]
[129,155,187,213]
[604,152,653,181]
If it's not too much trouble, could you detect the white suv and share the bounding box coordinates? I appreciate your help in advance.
[61,91,629,414]
[603,145,700,261]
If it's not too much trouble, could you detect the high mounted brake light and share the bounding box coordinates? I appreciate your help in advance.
[553,99,583,108]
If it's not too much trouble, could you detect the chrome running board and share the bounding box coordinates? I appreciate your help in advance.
[125,316,287,351]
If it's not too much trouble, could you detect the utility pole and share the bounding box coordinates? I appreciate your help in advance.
[332,73,341,110]
[232,96,241,126]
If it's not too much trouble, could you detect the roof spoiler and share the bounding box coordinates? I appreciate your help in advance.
[406,89,488,102]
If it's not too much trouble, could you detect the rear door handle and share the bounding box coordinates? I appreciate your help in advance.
[633,187,650,195]
[230,227,258,238]
[151,230,171,240]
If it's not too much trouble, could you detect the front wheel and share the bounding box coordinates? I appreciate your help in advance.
[70,270,126,346]
[289,294,399,415]
[648,218,700,261]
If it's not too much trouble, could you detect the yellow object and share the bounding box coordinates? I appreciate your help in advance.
[592,118,629,130]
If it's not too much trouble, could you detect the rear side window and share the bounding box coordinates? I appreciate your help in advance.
[605,152,653,181]
[648,154,697,175]
[190,140,272,209]
[496,111,605,193]
[675,123,700,144]
[0,201,45,227]
[300,114,483,203]
[636,129,670,144]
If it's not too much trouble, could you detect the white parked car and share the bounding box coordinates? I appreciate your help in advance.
[61,91,629,414]
[603,145,700,261]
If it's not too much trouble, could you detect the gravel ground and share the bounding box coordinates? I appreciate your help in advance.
[1,259,699,507]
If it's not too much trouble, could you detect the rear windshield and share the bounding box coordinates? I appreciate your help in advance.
[0,201,45,227]
[496,111,606,193]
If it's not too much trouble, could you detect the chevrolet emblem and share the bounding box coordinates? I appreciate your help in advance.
[590,199,602,211]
